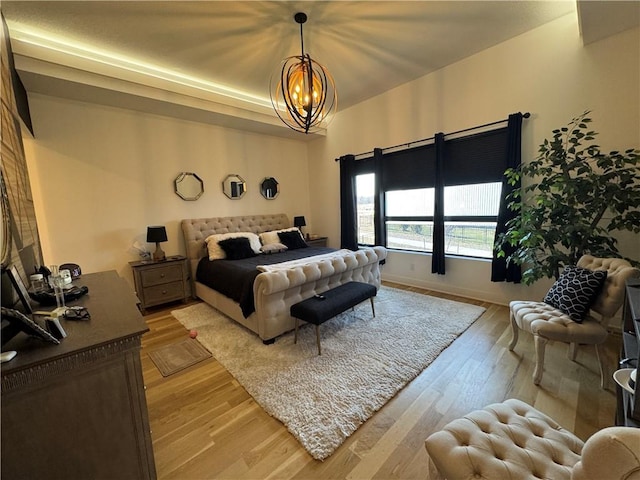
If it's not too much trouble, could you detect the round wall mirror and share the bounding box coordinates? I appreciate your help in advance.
[260,177,279,200]
[174,172,204,201]
[222,174,246,199]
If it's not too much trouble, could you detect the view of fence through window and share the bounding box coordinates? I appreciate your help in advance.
[356,173,501,258]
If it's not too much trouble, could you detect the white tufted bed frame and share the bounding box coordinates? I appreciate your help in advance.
[181,214,387,343]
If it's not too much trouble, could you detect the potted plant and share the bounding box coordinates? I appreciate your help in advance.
[496,111,640,284]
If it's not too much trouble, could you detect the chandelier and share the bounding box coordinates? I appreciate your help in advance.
[270,12,337,134]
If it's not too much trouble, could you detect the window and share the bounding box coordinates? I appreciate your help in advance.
[385,188,434,252]
[353,128,509,259]
[381,183,500,258]
[356,173,375,245]
[443,182,501,258]
[341,113,523,277]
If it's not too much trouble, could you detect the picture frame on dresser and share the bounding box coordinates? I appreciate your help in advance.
[4,265,33,314]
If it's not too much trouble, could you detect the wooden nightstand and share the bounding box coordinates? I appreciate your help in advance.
[130,255,190,314]
[306,236,328,247]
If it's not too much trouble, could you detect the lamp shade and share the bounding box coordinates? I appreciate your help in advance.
[146,226,167,243]
[293,216,306,228]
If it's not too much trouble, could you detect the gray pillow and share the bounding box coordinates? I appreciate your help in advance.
[260,243,288,254]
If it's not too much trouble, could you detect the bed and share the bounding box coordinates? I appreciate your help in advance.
[181,213,387,343]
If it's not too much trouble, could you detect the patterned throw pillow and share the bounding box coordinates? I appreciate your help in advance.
[543,265,607,322]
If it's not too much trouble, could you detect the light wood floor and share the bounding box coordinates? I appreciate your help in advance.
[140,282,620,479]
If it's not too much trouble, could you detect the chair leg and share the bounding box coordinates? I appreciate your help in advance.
[595,344,606,389]
[533,335,547,385]
[370,297,376,317]
[316,325,321,356]
[294,318,299,344]
[508,309,519,351]
[568,342,578,361]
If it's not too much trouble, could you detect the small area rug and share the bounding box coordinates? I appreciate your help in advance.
[171,286,485,460]
[148,338,212,377]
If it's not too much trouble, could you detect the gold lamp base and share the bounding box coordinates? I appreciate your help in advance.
[152,243,166,262]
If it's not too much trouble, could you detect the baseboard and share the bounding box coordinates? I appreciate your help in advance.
[381,273,509,306]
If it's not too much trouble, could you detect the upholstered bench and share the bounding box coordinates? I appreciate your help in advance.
[290,281,376,355]
[424,398,640,480]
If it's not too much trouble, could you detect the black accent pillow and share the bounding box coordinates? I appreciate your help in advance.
[543,265,607,322]
[278,230,308,250]
[218,237,257,260]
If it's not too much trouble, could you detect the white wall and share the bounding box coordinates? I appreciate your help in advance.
[21,13,639,304]
[23,96,310,284]
[308,14,640,305]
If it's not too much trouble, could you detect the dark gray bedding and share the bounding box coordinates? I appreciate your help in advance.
[196,247,334,317]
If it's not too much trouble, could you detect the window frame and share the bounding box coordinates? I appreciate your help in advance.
[353,127,509,260]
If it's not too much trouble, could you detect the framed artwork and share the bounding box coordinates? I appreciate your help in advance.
[5,265,32,314]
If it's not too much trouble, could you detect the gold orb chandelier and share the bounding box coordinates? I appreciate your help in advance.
[270,12,337,134]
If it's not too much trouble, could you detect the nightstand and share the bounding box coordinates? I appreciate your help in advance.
[306,236,328,247]
[129,255,190,314]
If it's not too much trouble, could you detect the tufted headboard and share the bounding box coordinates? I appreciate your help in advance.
[181,213,290,274]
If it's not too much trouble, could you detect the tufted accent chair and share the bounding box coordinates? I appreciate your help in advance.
[509,255,640,387]
[424,399,640,480]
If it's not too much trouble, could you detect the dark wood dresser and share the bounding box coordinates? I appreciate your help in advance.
[1,270,156,479]
[617,277,640,427]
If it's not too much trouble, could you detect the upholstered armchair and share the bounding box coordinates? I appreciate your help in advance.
[424,399,640,480]
[509,255,640,387]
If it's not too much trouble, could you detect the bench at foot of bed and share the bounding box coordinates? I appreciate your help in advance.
[289,282,377,355]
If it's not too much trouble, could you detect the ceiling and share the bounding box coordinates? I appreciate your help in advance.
[2,1,638,139]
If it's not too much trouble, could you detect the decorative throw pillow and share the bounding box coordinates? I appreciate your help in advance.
[260,243,288,254]
[543,265,607,322]
[205,232,261,260]
[217,237,257,261]
[278,230,308,250]
[259,227,301,246]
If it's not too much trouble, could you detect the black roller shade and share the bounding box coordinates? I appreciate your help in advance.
[443,128,508,186]
[382,143,436,191]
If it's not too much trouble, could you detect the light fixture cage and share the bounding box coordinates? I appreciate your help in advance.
[270,13,337,134]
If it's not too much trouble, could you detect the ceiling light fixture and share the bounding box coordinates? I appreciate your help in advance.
[270,12,337,134]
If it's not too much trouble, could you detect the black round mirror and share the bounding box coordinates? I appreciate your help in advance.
[260,177,279,200]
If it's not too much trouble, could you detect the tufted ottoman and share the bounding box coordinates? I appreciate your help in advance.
[425,399,583,480]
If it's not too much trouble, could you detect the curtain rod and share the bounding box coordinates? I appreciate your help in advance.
[334,112,530,162]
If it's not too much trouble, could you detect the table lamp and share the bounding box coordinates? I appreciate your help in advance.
[294,216,307,238]
[146,226,167,261]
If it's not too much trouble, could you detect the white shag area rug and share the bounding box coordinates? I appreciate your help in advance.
[172,286,485,460]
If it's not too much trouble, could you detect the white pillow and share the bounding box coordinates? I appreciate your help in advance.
[205,232,261,260]
[259,227,303,246]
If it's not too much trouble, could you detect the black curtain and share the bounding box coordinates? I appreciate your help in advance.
[431,133,446,274]
[339,155,358,250]
[491,113,523,282]
[373,148,386,247]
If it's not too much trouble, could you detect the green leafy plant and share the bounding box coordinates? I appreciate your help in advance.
[496,111,640,284]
